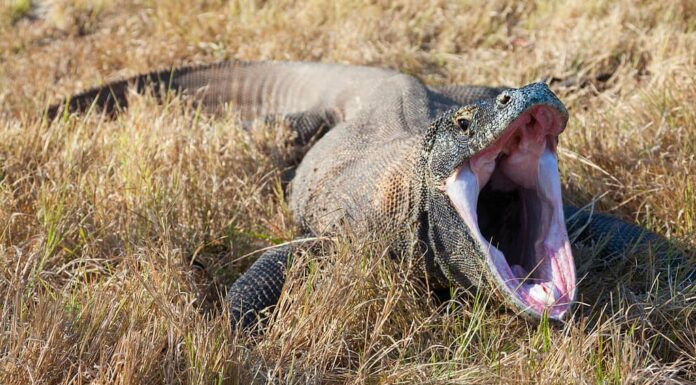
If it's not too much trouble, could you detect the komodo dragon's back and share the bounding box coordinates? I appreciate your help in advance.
[48,60,692,328]
[50,61,394,121]
[50,61,453,234]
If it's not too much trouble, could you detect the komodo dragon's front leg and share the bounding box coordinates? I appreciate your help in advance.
[226,244,296,328]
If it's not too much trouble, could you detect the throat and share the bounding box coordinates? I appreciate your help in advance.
[477,184,543,282]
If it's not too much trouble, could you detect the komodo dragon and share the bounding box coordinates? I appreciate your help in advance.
[47,61,686,327]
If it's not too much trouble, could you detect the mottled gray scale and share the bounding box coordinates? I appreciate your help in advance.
[47,60,687,329]
[288,73,433,237]
[565,206,669,257]
[435,84,508,105]
[564,205,693,287]
[227,244,292,327]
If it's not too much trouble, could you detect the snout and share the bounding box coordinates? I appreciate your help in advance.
[498,83,569,123]
[464,82,569,158]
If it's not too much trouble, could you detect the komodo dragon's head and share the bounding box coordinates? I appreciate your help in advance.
[424,82,575,320]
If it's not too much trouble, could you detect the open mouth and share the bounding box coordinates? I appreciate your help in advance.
[445,105,576,319]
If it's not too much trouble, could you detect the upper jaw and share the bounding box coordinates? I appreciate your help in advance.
[445,103,576,320]
[464,83,569,158]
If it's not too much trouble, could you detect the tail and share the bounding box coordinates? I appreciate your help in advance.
[46,60,397,121]
[564,205,694,285]
[47,66,183,119]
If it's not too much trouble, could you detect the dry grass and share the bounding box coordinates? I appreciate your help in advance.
[0,0,694,383]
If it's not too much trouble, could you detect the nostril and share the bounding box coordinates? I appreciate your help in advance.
[497,93,511,107]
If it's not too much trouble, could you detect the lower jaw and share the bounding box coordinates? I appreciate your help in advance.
[481,189,574,319]
[483,155,575,319]
[486,245,573,320]
[447,160,576,320]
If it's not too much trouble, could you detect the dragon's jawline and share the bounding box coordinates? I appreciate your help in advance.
[445,106,576,320]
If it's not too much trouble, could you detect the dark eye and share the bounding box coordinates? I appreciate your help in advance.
[452,106,476,135]
[456,118,470,133]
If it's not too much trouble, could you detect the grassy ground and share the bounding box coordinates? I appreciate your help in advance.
[1,0,694,383]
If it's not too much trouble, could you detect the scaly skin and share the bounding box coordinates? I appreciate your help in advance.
[48,60,687,327]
